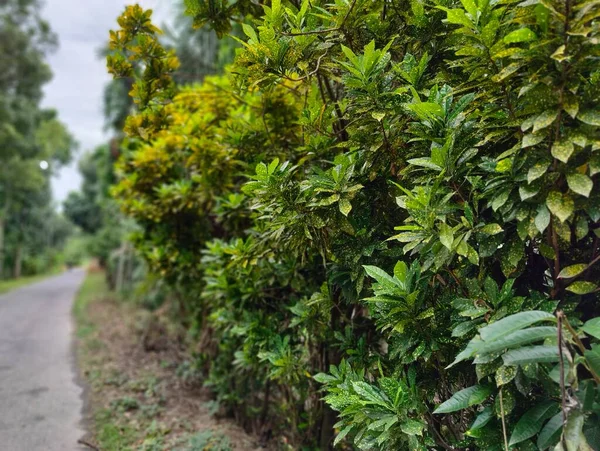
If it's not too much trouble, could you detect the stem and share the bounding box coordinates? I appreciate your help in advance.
[549,217,561,298]
[499,388,509,451]
[557,311,568,425]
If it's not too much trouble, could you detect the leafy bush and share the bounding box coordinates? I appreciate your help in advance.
[107,1,600,449]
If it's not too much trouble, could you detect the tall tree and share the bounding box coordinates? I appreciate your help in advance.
[0,0,75,278]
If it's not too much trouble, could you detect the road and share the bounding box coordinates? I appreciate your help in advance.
[0,269,87,451]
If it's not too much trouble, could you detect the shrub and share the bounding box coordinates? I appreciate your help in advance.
[108,1,600,449]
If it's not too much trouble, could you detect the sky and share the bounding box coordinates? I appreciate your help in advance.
[42,0,173,205]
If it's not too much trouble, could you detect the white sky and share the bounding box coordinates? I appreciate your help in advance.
[42,0,174,204]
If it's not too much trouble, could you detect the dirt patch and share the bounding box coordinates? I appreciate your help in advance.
[76,284,263,450]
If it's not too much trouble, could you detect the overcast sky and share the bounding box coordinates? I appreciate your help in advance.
[42,0,174,204]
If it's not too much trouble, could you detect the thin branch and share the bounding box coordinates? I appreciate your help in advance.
[77,439,100,451]
[499,388,509,451]
[282,52,328,82]
[557,311,568,425]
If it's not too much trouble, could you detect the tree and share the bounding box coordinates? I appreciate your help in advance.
[0,0,75,278]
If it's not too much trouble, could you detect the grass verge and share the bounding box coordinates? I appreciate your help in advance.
[74,270,259,451]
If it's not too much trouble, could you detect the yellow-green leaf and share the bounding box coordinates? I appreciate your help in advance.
[480,223,503,235]
[546,191,574,222]
[504,27,537,44]
[522,133,545,148]
[338,198,352,216]
[566,281,598,294]
[557,264,587,279]
[567,173,593,197]
[551,139,574,163]
[533,110,558,133]
[579,110,600,126]
[528,161,550,183]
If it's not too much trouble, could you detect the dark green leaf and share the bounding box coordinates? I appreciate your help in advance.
[502,345,559,365]
[582,318,600,339]
[508,401,558,446]
[434,385,492,414]
[479,311,555,342]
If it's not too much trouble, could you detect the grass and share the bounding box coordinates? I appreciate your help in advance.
[72,270,108,327]
[74,271,252,451]
[0,270,62,295]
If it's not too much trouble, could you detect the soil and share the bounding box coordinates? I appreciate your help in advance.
[77,293,263,450]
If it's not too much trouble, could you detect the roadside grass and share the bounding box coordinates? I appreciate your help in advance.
[74,270,259,451]
[0,269,62,295]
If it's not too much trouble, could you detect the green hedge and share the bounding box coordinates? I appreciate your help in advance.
[107,1,600,449]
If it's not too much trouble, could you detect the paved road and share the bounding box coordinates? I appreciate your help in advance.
[0,269,87,451]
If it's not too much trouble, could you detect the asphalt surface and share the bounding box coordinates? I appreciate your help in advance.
[0,269,87,451]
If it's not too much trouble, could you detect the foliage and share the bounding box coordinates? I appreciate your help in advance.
[107,0,600,449]
[0,0,76,279]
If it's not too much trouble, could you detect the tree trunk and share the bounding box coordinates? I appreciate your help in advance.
[0,215,4,280]
[14,244,22,279]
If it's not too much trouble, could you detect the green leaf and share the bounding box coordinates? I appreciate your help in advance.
[495,365,517,386]
[478,326,557,355]
[502,345,559,365]
[480,311,555,342]
[520,184,539,200]
[440,7,474,28]
[590,153,600,176]
[522,132,545,148]
[567,173,593,197]
[565,281,598,294]
[469,406,493,431]
[352,381,389,406]
[564,94,579,119]
[467,244,479,265]
[242,23,258,41]
[546,191,574,222]
[582,318,600,339]
[552,139,574,163]
[557,264,587,279]
[492,190,510,211]
[480,223,504,235]
[371,111,386,122]
[407,157,442,171]
[533,110,558,133]
[333,425,353,447]
[393,261,408,283]
[509,401,558,446]
[528,161,550,183]
[564,410,585,451]
[537,413,563,450]
[578,110,600,126]
[433,385,492,414]
[363,266,398,290]
[313,373,337,384]
[584,348,600,376]
[338,198,352,216]
[504,27,538,43]
[536,204,551,233]
[439,223,454,250]
[400,419,425,436]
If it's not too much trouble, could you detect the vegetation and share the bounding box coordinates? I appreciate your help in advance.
[0,0,76,280]
[73,270,259,450]
[97,0,600,449]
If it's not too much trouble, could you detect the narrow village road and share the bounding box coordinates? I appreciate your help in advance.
[0,269,86,451]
